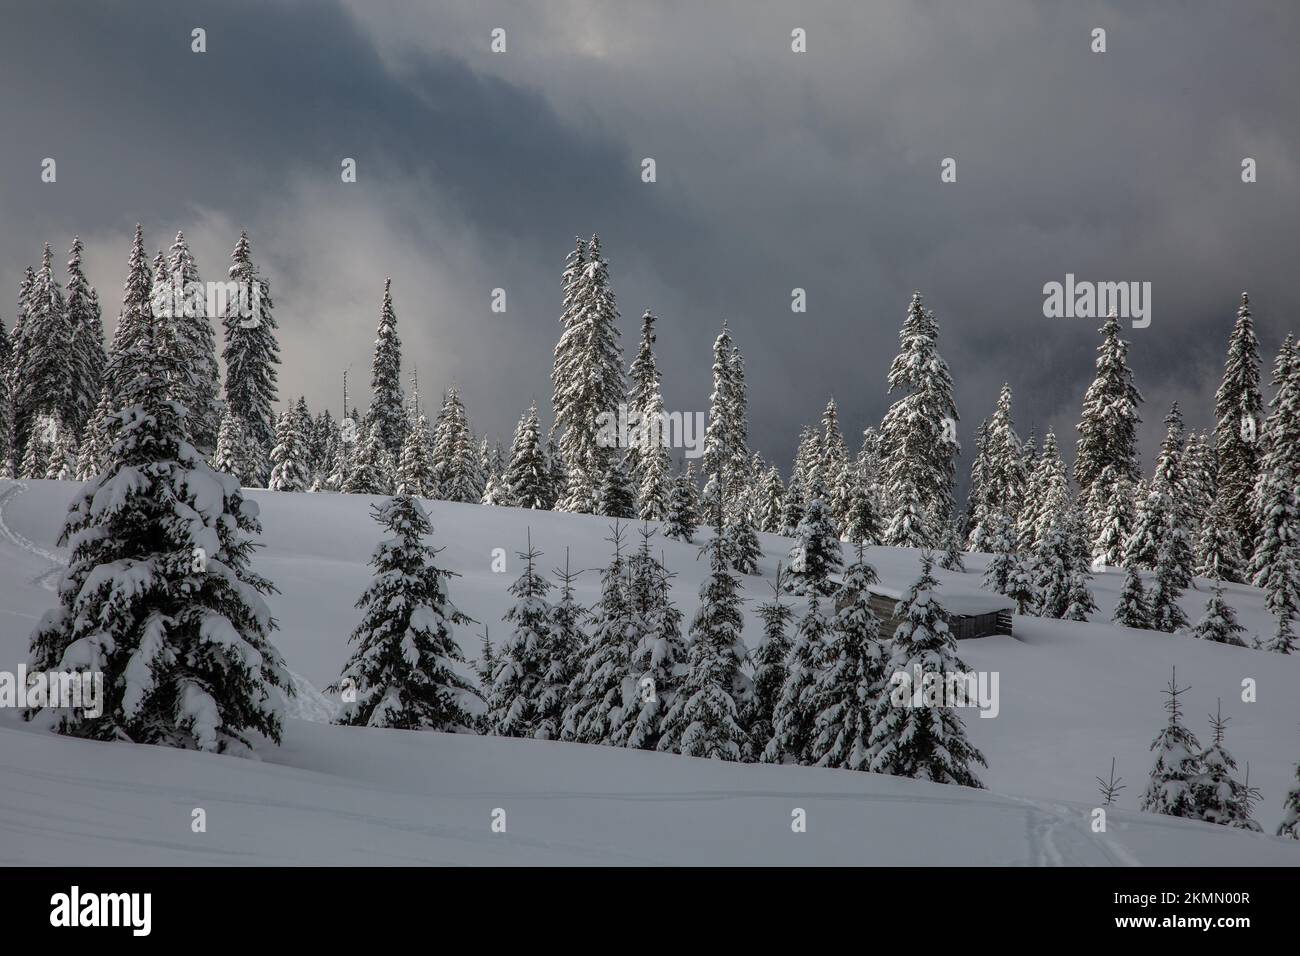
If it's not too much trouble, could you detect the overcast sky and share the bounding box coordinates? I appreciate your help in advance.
[2,0,1297,478]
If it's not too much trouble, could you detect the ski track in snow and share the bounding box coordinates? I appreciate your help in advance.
[0,482,67,591]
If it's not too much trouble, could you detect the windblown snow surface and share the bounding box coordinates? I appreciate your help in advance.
[1,479,1297,865]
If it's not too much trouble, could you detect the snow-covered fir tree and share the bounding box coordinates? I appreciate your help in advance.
[664,462,699,542]
[754,465,786,535]
[268,404,311,492]
[209,410,246,482]
[561,525,638,744]
[1074,313,1143,516]
[625,310,673,521]
[220,232,279,487]
[744,568,793,762]
[842,464,882,546]
[1213,293,1265,559]
[505,402,549,509]
[1279,755,1300,840]
[819,398,850,531]
[1191,582,1248,645]
[395,409,436,497]
[1113,560,1153,629]
[1196,492,1245,583]
[939,520,966,572]
[618,527,688,750]
[786,481,844,596]
[982,514,1018,596]
[164,231,219,453]
[1195,702,1261,830]
[764,589,830,765]
[656,504,749,760]
[596,449,636,519]
[1019,431,1069,551]
[809,546,884,771]
[727,509,762,576]
[1139,670,1202,818]
[1149,516,1192,633]
[431,385,479,502]
[365,278,405,458]
[879,292,959,547]
[14,244,71,468]
[25,305,291,751]
[868,554,986,787]
[329,495,477,730]
[64,236,107,441]
[1249,335,1300,643]
[343,419,393,495]
[982,384,1027,535]
[1006,552,1039,615]
[539,550,585,740]
[700,321,751,525]
[486,535,555,738]
[551,236,624,514]
[1090,464,1136,570]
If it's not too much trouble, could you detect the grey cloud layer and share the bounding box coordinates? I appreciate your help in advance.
[2,0,1296,475]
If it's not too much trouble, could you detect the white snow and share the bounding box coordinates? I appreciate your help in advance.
[1,478,1298,865]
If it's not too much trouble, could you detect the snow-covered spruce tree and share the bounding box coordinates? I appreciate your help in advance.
[619,527,688,751]
[879,292,959,547]
[1196,493,1245,583]
[842,465,882,547]
[1213,293,1265,558]
[1279,755,1300,840]
[1258,547,1298,654]
[810,545,884,770]
[625,310,673,521]
[1113,561,1153,629]
[868,554,986,787]
[981,384,1026,536]
[220,232,279,487]
[1136,404,1197,587]
[538,550,585,740]
[475,630,497,698]
[164,231,219,454]
[1061,509,1098,622]
[1181,431,1215,545]
[1090,465,1135,571]
[786,481,843,597]
[819,398,850,531]
[1019,431,1069,552]
[1006,553,1039,616]
[1191,582,1248,646]
[343,419,394,495]
[1074,313,1143,513]
[754,466,786,535]
[43,428,78,480]
[14,244,71,467]
[700,321,751,525]
[366,278,405,459]
[1149,517,1192,634]
[210,409,246,482]
[479,450,511,506]
[727,509,762,576]
[964,419,992,549]
[982,514,1018,596]
[268,406,311,492]
[64,236,107,440]
[431,385,479,502]
[562,524,638,744]
[763,590,830,765]
[656,505,749,760]
[939,520,966,572]
[395,410,436,497]
[1140,669,1201,818]
[1195,702,1261,830]
[486,536,555,738]
[25,307,291,751]
[664,462,699,542]
[1249,335,1300,591]
[744,567,793,762]
[75,389,113,480]
[505,401,549,509]
[551,236,624,514]
[596,449,636,519]
[329,495,477,730]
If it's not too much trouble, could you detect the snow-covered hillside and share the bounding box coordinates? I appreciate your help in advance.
[2,479,1297,865]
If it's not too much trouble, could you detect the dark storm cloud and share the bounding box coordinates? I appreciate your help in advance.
[2,0,1297,481]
